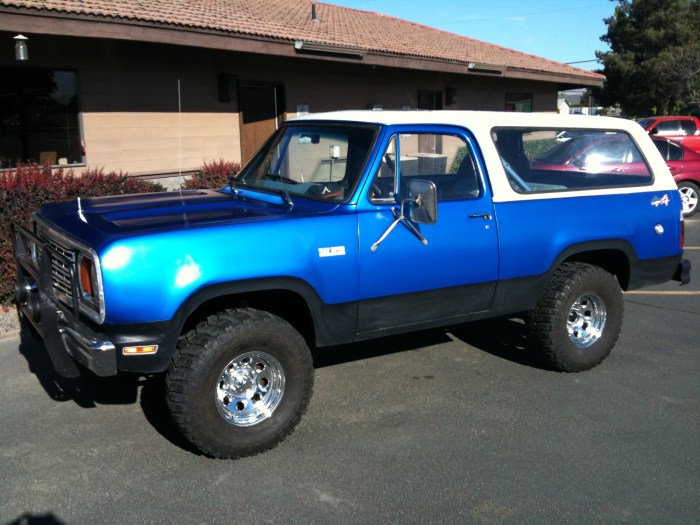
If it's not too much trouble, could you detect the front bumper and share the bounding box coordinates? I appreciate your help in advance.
[37,301,117,378]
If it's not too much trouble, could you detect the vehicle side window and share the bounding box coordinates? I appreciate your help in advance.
[492,127,653,193]
[653,139,670,160]
[680,120,698,135]
[369,136,398,202]
[653,120,681,136]
[667,141,684,161]
[370,133,480,203]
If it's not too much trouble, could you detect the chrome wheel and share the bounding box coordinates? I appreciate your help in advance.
[567,293,607,348]
[215,351,285,427]
[679,184,698,216]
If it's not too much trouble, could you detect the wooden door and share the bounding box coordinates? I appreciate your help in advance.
[239,83,285,163]
[417,90,443,154]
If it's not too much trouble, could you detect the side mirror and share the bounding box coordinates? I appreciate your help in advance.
[648,127,659,136]
[408,180,437,225]
[370,179,437,251]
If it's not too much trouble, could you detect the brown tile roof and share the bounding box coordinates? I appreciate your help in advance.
[1,0,603,82]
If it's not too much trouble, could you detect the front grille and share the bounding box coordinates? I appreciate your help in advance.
[46,237,76,305]
[33,220,103,324]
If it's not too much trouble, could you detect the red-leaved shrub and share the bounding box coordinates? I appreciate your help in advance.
[0,164,164,304]
[183,159,241,189]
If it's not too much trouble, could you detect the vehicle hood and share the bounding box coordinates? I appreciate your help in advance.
[35,189,331,249]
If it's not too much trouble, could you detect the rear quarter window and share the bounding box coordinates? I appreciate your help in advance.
[679,119,698,135]
[491,128,653,194]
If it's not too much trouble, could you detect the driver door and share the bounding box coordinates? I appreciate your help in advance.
[357,126,499,333]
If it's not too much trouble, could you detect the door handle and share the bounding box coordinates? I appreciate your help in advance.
[469,213,492,220]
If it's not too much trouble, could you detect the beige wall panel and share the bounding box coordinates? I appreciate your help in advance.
[0,33,563,176]
[82,112,241,175]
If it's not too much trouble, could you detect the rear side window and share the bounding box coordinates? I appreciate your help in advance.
[491,128,653,193]
[679,119,698,135]
[654,139,684,161]
[653,120,680,135]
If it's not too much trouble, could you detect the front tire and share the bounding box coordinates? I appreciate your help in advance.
[166,308,314,458]
[527,263,624,372]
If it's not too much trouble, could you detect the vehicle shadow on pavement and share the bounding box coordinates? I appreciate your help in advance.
[311,328,453,368]
[18,326,141,407]
[448,317,548,370]
[17,325,198,453]
[312,317,547,370]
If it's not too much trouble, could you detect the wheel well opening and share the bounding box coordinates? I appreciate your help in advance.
[564,250,630,290]
[181,290,315,344]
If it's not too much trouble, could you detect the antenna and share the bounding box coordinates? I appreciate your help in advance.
[178,78,182,178]
[177,79,188,225]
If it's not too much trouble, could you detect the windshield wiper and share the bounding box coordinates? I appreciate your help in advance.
[264,173,295,208]
[279,184,294,208]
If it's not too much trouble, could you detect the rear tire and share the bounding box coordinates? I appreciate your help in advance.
[527,262,623,372]
[166,308,314,458]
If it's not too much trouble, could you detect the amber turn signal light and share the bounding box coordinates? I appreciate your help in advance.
[79,257,94,297]
[122,345,158,355]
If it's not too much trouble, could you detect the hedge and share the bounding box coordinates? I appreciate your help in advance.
[0,164,166,304]
[1,160,242,305]
[182,159,241,189]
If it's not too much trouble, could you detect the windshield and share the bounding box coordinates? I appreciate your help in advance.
[236,123,379,203]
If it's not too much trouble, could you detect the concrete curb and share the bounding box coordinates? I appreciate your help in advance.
[0,309,21,339]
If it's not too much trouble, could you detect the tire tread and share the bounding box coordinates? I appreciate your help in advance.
[165,308,313,459]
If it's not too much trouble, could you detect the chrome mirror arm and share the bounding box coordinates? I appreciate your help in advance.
[370,199,428,252]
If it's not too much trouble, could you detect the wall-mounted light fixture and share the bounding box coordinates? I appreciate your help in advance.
[467,61,504,76]
[14,34,28,61]
[294,40,364,59]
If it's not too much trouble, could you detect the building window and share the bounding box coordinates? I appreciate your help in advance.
[506,93,533,112]
[0,68,83,168]
[418,90,443,110]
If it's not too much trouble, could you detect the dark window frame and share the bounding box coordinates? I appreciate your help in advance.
[0,67,84,169]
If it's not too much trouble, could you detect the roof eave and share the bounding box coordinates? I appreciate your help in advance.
[0,7,604,88]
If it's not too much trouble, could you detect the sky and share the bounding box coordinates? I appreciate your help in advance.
[325,0,616,72]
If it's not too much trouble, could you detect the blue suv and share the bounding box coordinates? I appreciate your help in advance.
[13,111,691,458]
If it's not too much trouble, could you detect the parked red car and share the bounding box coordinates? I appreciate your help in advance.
[530,133,699,217]
[637,116,700,153]
[530,133,649,176]
[652,137,700,217]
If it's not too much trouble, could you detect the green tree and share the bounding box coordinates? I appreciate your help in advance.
[596,0,700,116]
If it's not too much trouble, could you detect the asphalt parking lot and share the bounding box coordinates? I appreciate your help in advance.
[1,220,698,525]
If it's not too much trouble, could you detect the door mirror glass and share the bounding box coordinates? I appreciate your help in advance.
[408,180,437,224]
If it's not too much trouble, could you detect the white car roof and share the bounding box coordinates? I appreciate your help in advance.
[291,110,640,133]
[290,110,676,201]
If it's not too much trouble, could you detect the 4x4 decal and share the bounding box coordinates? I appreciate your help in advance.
[652,194,671,208]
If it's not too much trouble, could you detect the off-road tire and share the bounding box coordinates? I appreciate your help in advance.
[166,308,314,459]
[527,262,623,372]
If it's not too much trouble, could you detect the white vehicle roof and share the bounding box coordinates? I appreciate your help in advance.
[291,110,676,202]
[292,110,636,132]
